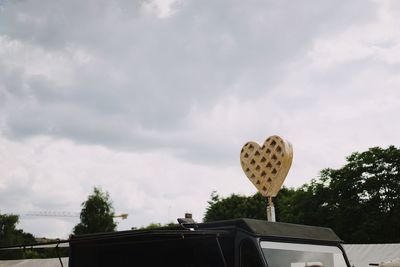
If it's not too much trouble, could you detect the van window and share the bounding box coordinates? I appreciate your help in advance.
[240,239,264,267]
[260,241,347,267]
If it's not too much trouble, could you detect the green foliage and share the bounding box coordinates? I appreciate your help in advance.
[0,213,69,260]
[73,187,117,235]
[204,188,299,222]
[0,213,37,259]
[310,146,400,243]
[139,222,178,230]
[0,213,36,247]
[204,146,400,243]
[204,191,265,222]
[142,223,162,229]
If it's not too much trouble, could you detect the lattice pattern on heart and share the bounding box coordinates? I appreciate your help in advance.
[240,135,293,197]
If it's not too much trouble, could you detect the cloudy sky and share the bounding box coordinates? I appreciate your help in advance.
[0,0,399,238]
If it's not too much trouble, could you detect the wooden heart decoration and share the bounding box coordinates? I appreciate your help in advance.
[240,135,293,197]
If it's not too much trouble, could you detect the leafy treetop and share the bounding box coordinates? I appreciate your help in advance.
[73,187,117,235]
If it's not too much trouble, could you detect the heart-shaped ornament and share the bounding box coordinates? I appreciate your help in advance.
[240,135,293,197]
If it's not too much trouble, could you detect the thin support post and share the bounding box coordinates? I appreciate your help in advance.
[266,197,276,222]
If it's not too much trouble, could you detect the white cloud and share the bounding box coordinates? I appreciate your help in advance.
[0,135,254,238]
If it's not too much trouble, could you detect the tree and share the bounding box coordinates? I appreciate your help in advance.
[203,188,296,222]
[311,146,400,243]
[0,213,37,259]
[138,222,178,230]
[73,187,117,235]
[0,213,36,246]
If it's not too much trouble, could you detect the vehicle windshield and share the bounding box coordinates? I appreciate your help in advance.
[260,241,347,267]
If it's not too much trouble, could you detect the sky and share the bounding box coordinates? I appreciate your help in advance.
[0,0,399,238]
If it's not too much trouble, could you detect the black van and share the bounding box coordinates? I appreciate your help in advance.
[69,218,351,267]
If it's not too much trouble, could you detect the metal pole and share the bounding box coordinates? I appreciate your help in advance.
[266,197,276,222]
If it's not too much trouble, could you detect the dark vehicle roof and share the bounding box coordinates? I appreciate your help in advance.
[70,229,230,245]
[70,218,342,245]
[197,218,342,243]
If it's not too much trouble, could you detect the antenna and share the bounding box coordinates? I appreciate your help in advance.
[25,211,80,217]
[240,135,293,222]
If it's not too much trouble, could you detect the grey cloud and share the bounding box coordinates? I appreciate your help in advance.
[0,0,379,161]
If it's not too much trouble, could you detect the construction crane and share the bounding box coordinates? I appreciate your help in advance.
[24,211,128,219]
[25,211,80,217]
